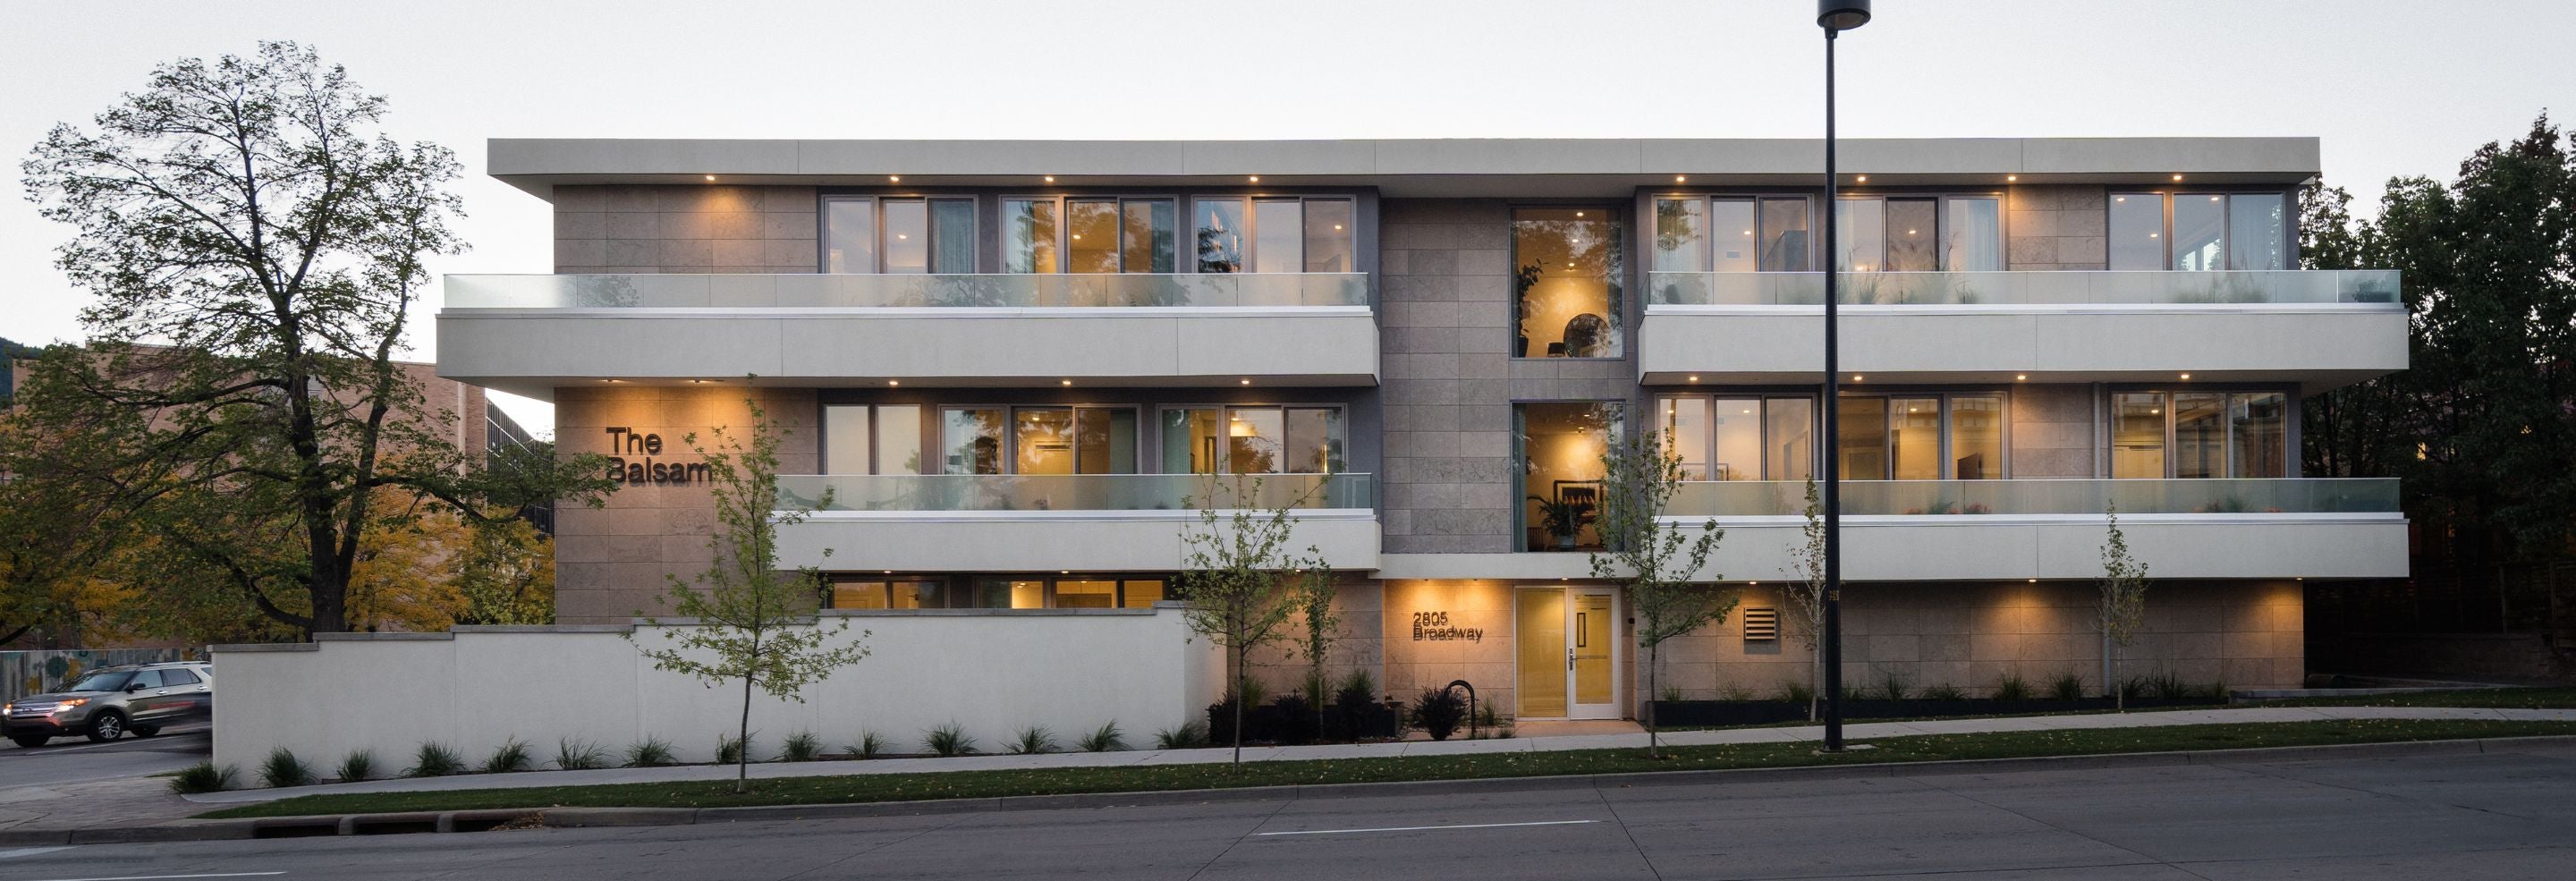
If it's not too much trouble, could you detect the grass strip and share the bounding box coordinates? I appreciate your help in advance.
[2250,687,2576,709]
[198,718,2575,819]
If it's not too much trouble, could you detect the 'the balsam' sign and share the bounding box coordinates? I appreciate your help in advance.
[605,427,709,485]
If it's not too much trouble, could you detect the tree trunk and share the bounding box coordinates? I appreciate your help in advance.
[736,673,754,793]
[1809,649,1822,722]
[1646,645,1660,759]
[1230,644,1245,767]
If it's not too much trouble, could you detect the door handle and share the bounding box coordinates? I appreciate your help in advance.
[1567,648,1574,671]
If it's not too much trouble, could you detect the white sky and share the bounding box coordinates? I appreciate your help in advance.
[4,0,2570,436]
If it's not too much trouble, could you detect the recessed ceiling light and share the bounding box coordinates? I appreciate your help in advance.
[703,174,716,182]
[1906,229,1918,235]
[1249,175,1260,182]
[1741,409,1752,414]
[1575,211,1585,217]
[1333,224,1343,230]
[1856,174,1868,182]
[2115,196,2125,202]
[1060,379,1072,385]
[2172,174,2183,181]
[2006,174,2018,182]
[2015,374,2028,381]
[886,379,900,386]
[1239,378,1250,385]
[2180,373,2192,379]
[1852,375,1865,381]
[2028,579,2038,583]
[1044,175,1055,183]
[1687,375,1699,382]
[890,175,902,182]
[1675,175,1687,182]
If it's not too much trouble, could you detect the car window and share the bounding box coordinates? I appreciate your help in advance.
[161,669,201,685]
[127,670,165,689]
[62,670,132,692]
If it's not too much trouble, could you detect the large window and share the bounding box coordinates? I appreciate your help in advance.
[2108,390,2289,479]
[1834,393,2008,480]
[825,575,1168,610]
[1004,196,1178,274]
[1519,402,1623,551]
[1651,196,1811,273]
[823,197,975,273]
[1513,208,1623,359]
[1831,195,2004,272]
[1190,196,1356,274]
[2106,192,2289,271]
[1657,395,1816,481]
[939,405,1139,475]
[822,404,925,474]
[1160,405,1346,474]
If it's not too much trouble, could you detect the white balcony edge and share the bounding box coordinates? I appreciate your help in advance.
[1644,303,2399,317]
[440,306,1375,318]
[1662,513,2407,528]
[794,508,1378,523]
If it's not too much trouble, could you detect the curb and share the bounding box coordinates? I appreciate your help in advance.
[24,733,2572,846]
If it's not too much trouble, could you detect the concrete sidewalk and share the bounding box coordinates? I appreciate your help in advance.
[184,704,2576,806]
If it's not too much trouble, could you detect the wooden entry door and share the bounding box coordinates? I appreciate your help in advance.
[1514,586,1621,720]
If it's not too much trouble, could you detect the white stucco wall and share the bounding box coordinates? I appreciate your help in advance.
[209,607,1224,774]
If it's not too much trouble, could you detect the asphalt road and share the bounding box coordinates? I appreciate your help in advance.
[3,745,2572,880]
[0,727,209,791]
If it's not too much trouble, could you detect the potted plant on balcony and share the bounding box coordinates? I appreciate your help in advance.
[1527,495,1596,550]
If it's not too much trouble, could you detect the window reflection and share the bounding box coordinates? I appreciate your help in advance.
[1304,199,1354,272]
[2173,194,2225,271]
[1195,198,1245,273]
[824,199,875,273]
[1161,406,1343,474]
[1948,395,2002,479]
[1885,198,1939,272]
[2226,193,2285,271]
[1122,199,1178,273]
[1002,199,1058,274]
[1066,199,1119,274]
[1758,198,1811,271]
[2112,393,2168,479]
[2108,193,2165,271]
[1513,208,1623,359]
[882,199,929,274]
[1518,402,1622,551]
[1944,198,2002,272]
[1835,198,1885,272]
[1252,199,1303,274]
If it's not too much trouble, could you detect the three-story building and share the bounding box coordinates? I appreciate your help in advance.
[439,137,2406,722]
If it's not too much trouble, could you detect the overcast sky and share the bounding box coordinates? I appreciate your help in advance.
[4,0,2569,435]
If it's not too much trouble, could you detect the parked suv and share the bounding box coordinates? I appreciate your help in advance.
[2,662,216,748]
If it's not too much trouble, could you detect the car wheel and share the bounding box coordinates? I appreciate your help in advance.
[8,734,47,749]
[131,725,162,738]
[85,710,127,742]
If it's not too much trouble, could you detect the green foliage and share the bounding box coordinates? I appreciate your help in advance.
[1590,427,1733,758]
[631,398,868,793]
[481,738,534,775]
[624,737,676,768]
[1175,475,1332,766]
[170,761,236,794]
[1776,681,1815,706]
[781,731,823,763]
[1471,702,1504,737]
[848,732,887,760]
[1783,478,1830,721]
[1877,670,1911,701]
[1993,672,2034,702]
[11,41,615,639]
[335,750,377,783]
[2118,676,2152,701]
[923,722,977,758]
[1006,726,1058,755]
[259,748,315,789]
[1411,687,1467,741]
[716,734,750,765]
[408,741,466,777]
[1077,721,1126,753]
[554,738,609,771]
[1658,684,1685,703]
[2299,115,2576,563]
[2050,673,2088,702]
[2098,503,2151,709]
[1153,720,1212,750]
[2149,672,2194,700]
[1922,684,1969,701]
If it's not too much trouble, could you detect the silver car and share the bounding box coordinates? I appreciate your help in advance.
[1,662,216,748]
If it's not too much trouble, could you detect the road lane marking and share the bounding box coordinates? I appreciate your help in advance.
[1257,819,1599,836]
[23,873,283,881]
[0,846,73,859]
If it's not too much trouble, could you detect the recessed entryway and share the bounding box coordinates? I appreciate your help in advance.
[1514,585,1621,720]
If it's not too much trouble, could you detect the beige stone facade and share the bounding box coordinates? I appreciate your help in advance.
[552,184,820,275]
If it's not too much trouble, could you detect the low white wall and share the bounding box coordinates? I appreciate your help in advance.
[210,606,1224,775]
[776,511,1381,572]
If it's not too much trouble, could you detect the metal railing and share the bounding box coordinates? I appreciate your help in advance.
[1664,478,2402,518]
[1647,269,2402,308]
[775,472,1375,513]
[446,273,1371,309]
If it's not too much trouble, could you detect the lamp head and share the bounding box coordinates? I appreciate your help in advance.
[1818,0,1871,31]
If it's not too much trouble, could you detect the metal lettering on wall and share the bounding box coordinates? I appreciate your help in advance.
[1411,611,1482,643]
[603,427,708,485]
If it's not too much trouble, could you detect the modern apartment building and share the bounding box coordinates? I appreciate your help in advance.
[437,137,2407,722]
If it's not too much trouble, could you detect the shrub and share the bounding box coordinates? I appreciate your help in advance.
[1840,684,1868,705]
[781,731,824,763]
[1877,670,1911,701]
[1267,694,1319,746]
[258,748,314,789]
[408,741,466,778]
[716,733,750,765]
[481,738,535,775]
[555,737,609,771]
[1777,681,1816,706]
[1470,702,1504,738]
[2201,680,2232,701]
[923,722,977,758]
[1326,670,1385,742]
[1657,684,1685,703]
[1077,721,1125,753]
[847,731,886,760]
[1006,725,1057,755]
[1154,720,1211,750]
[1994,671,2033,702]
[2149,672,2193,700]
[2050,672,2088,702]
[169,761,236,794]
[624,736,677,768]
[1921,683,1968,701]
[1411,686,1466,741]
[2118,675,2152,701]
[335,750,377,783]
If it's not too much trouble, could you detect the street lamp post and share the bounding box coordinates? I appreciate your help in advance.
[1817,0,1869,753]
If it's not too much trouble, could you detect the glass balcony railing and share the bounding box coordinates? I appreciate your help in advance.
[775,473,1376,513]
[1665,479,2400,518]
[1646,270,2401,308]
[446,273,1370,309]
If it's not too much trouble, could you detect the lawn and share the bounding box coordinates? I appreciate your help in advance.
[2252,687,2576,709]
[198,717,2576,819]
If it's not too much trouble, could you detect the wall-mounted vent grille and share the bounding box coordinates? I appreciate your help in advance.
[1742,606,1779,642]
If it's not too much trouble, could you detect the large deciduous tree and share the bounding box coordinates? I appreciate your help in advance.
[14,42,611,638]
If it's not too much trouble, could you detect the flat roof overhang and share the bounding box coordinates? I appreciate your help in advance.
[487,137,2321,199]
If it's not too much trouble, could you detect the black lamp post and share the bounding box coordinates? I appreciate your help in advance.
[1817,0,1869,753]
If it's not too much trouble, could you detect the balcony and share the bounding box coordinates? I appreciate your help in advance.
[1657,478,2405,581]
[1637,270,2405,389]
[771,473,1380,572]
[436,273,1379,396]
